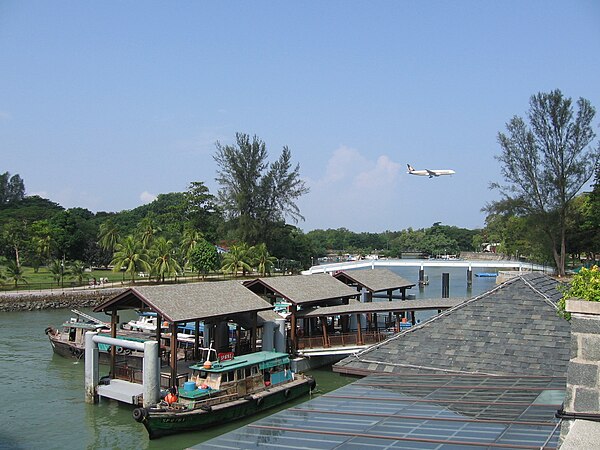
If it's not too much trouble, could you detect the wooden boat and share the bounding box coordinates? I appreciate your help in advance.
[45,309,146,365]
[132,350,316,439]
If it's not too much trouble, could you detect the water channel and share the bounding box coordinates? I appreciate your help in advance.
[0,264,501,449]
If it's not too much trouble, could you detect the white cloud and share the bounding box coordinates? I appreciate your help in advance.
[140,191,157,204]
[299,145,405,232]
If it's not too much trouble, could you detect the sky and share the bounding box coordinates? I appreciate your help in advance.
[1,1,599,233]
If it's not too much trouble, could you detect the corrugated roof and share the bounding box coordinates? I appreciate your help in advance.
[94,280,273,323]
[297,297,462,318]
[334,273,571,377]
[334,268,415,292]
[244,274,359,305]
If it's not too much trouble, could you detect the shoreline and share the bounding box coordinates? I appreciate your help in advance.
[0,288,125,312]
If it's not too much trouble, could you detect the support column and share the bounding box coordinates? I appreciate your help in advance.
[442,272,450,298]
[274,318,286,353]
[467,265,473,287]
[142,340,160,407]
[84,331,99,403]
[356,314,363,345]
[194,321,200,359]
[262,321,275,352]
[321,316,329,348]
[290,305,298,353]
[110,310,117,378]
[419,265,425,286]
[169,322,177,389]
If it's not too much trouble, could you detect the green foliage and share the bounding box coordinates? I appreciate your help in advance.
[189,239,220,279]
[558,266,600,319]
[220,242,253,277]
[149,237,182,282]
[0,172,25,205]
[214,133,309,245]
[490,89,599,276]
[5,260,27,288]
[110,235,150,283]
[251,243,277,276]
[69,260,89,284]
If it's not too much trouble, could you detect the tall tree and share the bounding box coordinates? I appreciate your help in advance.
[220,242,253,277]
[189,239,220,279]
[489,89,599,276]
[251,243,277,276]
[0,172,25,205]
[136,216,162,250]
[149,236,181,282]
[98,219,120,255]
[110,235,150,283]
[214,133,308,245]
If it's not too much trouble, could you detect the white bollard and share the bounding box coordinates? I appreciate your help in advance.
[84,331,99,403]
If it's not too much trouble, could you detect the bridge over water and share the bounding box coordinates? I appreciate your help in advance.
[302,258,549,275]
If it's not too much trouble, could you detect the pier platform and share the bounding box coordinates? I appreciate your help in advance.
[97,379,144,405]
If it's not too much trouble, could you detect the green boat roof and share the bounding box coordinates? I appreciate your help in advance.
[190,351,290,373]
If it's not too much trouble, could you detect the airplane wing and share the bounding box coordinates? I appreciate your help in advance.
[426,169,439,177]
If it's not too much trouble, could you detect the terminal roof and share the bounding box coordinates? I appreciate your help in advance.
[94,280,273,323]
[333,268,415,292]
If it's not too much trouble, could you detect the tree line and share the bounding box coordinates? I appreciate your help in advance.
[1,90,599,286]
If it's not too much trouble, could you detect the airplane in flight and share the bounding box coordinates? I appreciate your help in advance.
[407,164,456,178]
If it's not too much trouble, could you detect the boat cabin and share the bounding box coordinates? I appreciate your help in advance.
[182,351,293,400]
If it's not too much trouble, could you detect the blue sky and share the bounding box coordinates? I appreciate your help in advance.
[1,1,599,233]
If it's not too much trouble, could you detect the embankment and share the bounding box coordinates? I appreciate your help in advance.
[0,288,126,312]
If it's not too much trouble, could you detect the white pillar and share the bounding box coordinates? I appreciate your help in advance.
[143,340,160,407]
[84,331,99,403]
[262,321,275,352]
[274,318,286,353]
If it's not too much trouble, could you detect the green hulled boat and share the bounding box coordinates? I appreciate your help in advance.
[133,351,316,439]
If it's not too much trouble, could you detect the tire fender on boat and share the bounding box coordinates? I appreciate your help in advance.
[44,327,54,335]
[256,397,264,407]
[132,408,148,423]
[200,405,212,412]
[116,346,124,355]
[284,389,291,398]
[309,379,317,390]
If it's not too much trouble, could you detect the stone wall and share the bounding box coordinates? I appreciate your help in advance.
[559,300,600,446]
[0,288,126,312]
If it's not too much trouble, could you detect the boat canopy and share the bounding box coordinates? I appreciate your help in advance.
[190,351,290,373]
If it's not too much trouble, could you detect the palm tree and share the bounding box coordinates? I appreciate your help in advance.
[180,228,204,268]
[5,260,27,288]
[252,243,278,276]
[221,243,253,278]
[137,216,162,250]
[69,260,90,285]
[98,219,120,254]
[48,259,69,287]
[110,235,150,283]
[150,237,182,283]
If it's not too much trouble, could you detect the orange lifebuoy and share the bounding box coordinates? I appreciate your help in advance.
[165,392,178,405]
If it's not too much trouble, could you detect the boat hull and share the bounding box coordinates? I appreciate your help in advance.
[47,333,142,367]
[136,377,314,439]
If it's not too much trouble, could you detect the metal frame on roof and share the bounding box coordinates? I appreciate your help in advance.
[197,373,565,449]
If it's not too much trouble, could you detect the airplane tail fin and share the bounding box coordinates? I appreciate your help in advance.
[407,164,414,172]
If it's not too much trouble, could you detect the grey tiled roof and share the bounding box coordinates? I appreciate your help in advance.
[95,280,273,323]
[244,274,359,305]
[334,272,571,377]
[334,268,415,292]
[297,297,462,318]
